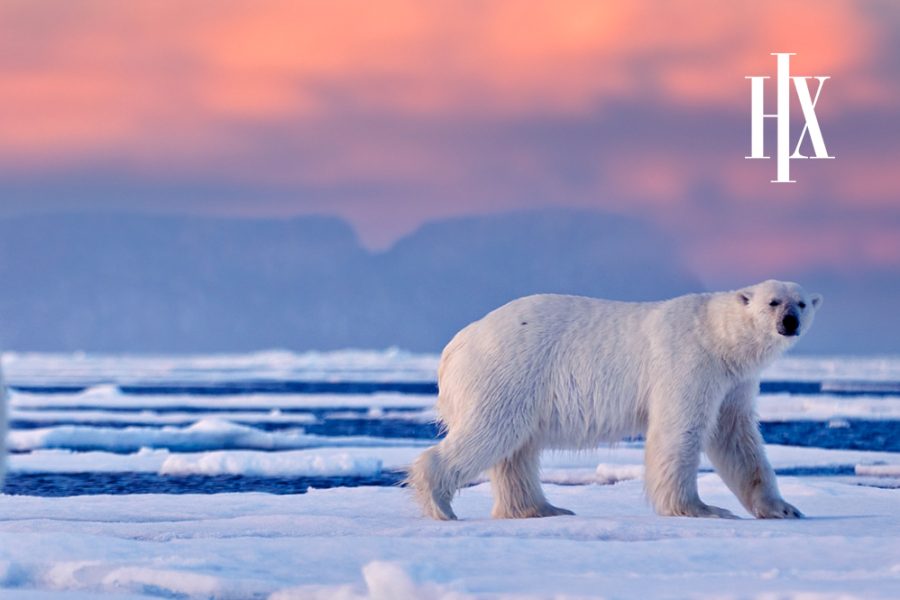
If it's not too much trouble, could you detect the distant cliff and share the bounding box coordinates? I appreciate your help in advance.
[0,209,894,354]
[0,209,696,352]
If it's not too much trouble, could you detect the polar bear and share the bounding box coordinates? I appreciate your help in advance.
[408,280,822,520]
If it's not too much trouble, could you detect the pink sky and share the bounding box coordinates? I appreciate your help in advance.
[1,0,898,281]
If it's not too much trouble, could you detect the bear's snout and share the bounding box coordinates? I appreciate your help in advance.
[779,312,800,336]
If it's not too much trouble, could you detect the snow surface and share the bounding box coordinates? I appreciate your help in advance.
[2,477,899,599]
[11,389,899,421]
[8,418,427,453]
[10,408,320,426]
[10,443,900,478]
[762,355,900,383]
[755,393,900,421]
[5,350,900,386]
[2,351,899,599]
[1,349,441,386]
[855,464,900,477]
[9,387,437,410]
[158,450,382,477]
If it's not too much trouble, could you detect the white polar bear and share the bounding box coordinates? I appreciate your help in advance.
[408,280,822,520]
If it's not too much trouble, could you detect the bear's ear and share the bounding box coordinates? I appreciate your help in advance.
[737,290,753,306]
[810,293,823,308]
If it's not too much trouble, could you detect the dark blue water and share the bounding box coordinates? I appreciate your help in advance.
[12,378,900,397]
[6,377,899,497]
[10,417,434,440]
[3,466,877,497]
[11,381,439,396]
[6,464,888,497]
[760,420,899,452]
[2,471,409,497]
[4,418,898,497]
[11,405,425,416]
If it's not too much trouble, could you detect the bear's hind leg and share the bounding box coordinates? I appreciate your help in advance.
[409,429,521,520]
[407,444,459,520]
[491,443,574,519]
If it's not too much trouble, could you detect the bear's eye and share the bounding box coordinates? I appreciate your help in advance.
[798,302,806,309]
[769,299,780,307]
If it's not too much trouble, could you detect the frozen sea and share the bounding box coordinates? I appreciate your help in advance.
[1,350,899,599]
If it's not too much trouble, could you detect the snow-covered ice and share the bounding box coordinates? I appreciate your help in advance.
[1,349,441,386]
[2,477,899,599]
[762,355,900,383]
[755,393,900,421]
[10,388,900,421]
[2,351,899,598]
[855,464,900,477]
[8,418,426,453]
[9,443,898,480]
[9,387,437,411]
[5,349,900,387]
[158,450,383,477]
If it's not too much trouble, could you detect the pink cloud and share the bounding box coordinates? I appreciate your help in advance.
[0,0,897,277]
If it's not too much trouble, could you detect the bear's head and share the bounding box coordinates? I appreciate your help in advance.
[737,280,823,343]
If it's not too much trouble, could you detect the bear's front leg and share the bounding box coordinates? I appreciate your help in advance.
[644,394,737,519]
[706,381,803,519]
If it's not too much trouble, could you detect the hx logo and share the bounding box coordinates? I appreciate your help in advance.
[746,53,834,183]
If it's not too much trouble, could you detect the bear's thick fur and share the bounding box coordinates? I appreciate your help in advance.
[408,280,822,520]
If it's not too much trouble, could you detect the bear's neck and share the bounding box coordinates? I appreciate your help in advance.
[704,294,789,379]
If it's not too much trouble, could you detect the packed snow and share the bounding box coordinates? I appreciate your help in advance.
[763,355,900,383]
[1,349,441,386]
[10,389,899,422]
[9,443,898,479]
[755,393,900,420]
[8,418,426,453]
[9,387,437,411]
[9,408,320,426]
[5,349,900,386]
[855,464,900,477]
[2,351,899,598]
[158,451,383,477]
[2,478,899,599]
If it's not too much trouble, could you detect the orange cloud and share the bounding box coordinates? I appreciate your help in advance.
[0,0,892,170]
[0,0,897,277]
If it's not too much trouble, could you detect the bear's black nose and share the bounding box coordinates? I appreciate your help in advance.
[780,314,799,336]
